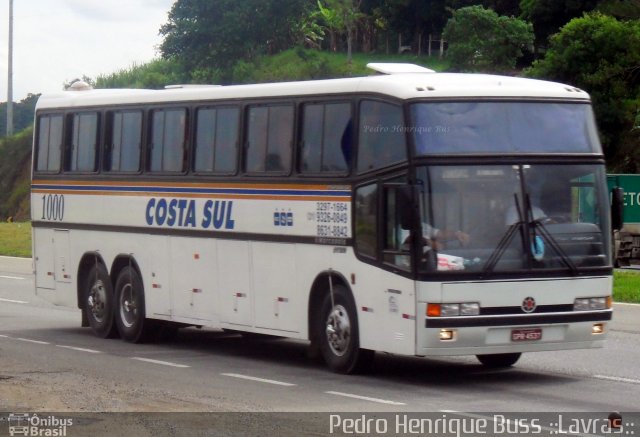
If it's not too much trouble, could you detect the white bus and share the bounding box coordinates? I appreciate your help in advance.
[31,64,614,373]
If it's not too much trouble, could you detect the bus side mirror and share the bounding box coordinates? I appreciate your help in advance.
[611,187,624,231]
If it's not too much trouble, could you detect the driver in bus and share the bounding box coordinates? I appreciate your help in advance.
[402,223,469,251]
[419,223,469,250]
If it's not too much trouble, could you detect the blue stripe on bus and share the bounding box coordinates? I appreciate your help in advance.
[32,184,351,197]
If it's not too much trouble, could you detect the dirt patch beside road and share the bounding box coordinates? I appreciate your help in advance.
[0,353,225,412]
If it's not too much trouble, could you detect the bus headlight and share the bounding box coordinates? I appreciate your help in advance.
[441,303,460,317]
[574,297,610,311]
[573,298,590,311]
[460,302,480,316]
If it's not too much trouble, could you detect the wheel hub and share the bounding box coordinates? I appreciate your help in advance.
[325,304,350,357]
[119,283,137,328]
[88,280,106,322]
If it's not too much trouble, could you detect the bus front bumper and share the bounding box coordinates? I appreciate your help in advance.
[416,310,611,356]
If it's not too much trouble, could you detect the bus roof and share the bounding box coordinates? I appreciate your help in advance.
[35,72,590,110]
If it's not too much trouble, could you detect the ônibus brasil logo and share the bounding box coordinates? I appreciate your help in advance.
[6,413,73,436]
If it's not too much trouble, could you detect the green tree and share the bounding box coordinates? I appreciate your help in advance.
[376,0,447,55]
[317,0,365,63]
[448,0,522,17]
[0,94,39,137]
[443,5,533,72]
[597,0,640,19]
[159,0,313,81]
[527,13,640,170]
[520,0,598,52]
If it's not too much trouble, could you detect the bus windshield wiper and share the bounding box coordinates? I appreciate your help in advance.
[531,217,579,275]
[482,193,523,276]
[521,194,579,275]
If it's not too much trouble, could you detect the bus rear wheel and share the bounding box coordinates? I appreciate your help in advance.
[114,266,152,343]
[84,264,118,338]
[317,284,374,374]
[476,352,521,368]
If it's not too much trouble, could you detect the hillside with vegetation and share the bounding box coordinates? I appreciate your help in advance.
[2,0,640,222]
[0,127,32,221]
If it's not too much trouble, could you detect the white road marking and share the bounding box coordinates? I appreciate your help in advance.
[15,337,50,345]
[593,374,640,385]
[0,334,10,338]
[222,373,296,387]
[0,275,25,280]
[0,297,28,304]
[56,345,102,354]
[613,302,640,307]
[131,357,190,368]
[325,390,406,405]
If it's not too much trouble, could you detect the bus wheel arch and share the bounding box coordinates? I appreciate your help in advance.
[78,252,118,338]
[308,272,374,373]
[308,272,348,346]
[110,255,142,290]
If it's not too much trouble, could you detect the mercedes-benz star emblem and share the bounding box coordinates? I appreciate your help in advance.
[522,296,537,313]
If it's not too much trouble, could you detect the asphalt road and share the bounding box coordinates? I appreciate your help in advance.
[1,258,639,435]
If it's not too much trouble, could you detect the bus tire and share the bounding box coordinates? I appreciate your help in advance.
[83,264,118,338]
[114,266,152,343]
[476,352,521,368]
[317,284,374,374]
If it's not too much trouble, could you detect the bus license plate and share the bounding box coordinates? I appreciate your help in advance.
[511,328,542,342]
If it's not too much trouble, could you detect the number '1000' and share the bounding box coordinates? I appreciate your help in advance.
[41,194,64,221]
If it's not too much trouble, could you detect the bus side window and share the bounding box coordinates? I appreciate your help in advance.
[357,100,406,173]
[194,106,239,174]
[300,102,351,174]
[106,110,142,172]
[66,112,99,172]
[149,108,187,173]
[35,114,63,172]
[246,104,293,174]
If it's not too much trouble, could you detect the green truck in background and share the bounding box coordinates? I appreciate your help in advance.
[607,174,640,265]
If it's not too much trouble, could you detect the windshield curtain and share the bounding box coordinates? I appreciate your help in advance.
[410,102,601,155]
[413,164,610,274]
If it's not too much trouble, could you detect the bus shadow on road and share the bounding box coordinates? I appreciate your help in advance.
[44,325,580,389]
[160,327,580,388]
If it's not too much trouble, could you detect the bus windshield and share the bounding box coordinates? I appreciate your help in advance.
[413,164,610,274]
[410,102,601,155]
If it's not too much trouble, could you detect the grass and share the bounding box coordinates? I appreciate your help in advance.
[613,270,640,303]
[0,222,32,258]
[0,220,637,303]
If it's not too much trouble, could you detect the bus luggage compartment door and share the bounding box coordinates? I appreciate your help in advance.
[53,229,72,284]
[219,240,253,327]
[34,227,55,290]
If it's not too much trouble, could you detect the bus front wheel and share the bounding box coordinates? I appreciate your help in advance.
[114,266,152,343]
[317,284,374,374]
[476,352,521,368]
[84,264,118,338]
